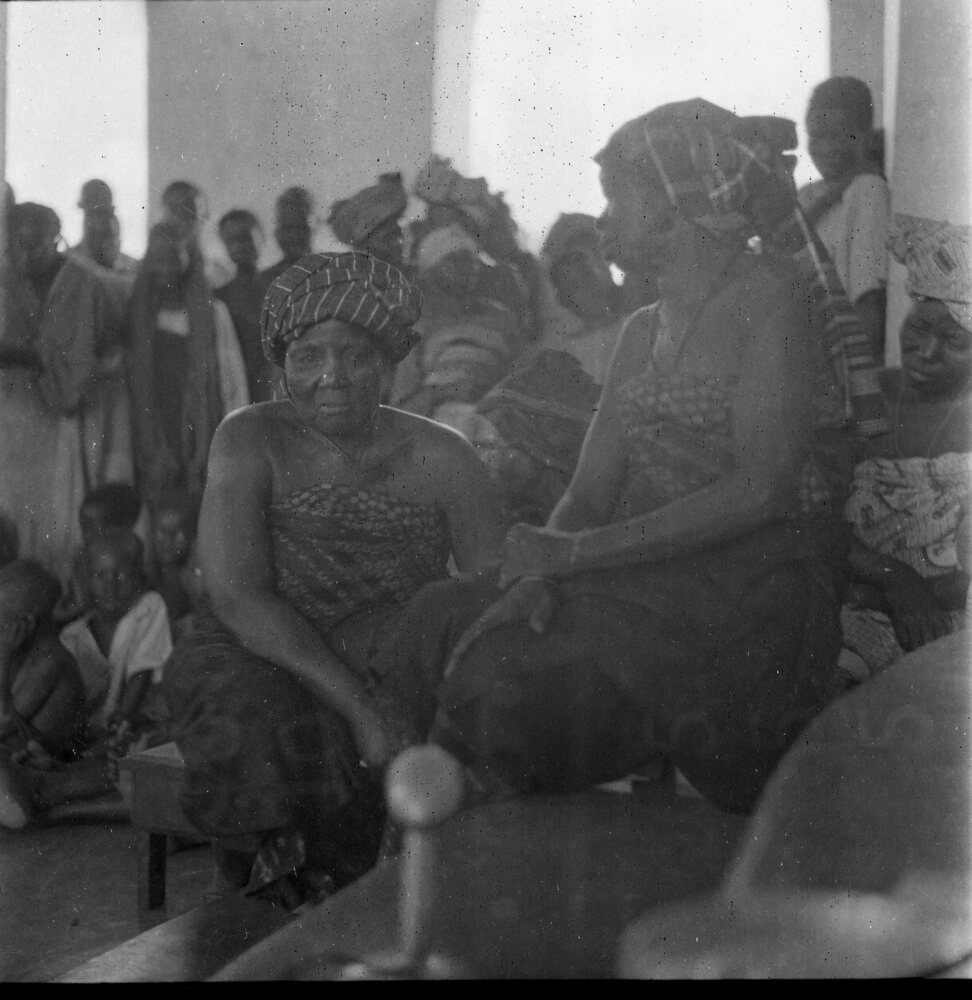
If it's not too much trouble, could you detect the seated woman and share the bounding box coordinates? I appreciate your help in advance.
[840,215,972,679]
[383,99,876,816]
[163,253,506,906]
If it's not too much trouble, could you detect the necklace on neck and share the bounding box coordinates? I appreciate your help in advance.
[308,411,381,485]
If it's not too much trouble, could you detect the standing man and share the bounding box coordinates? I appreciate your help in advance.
[258,187,315,293]
[215,210,274,402]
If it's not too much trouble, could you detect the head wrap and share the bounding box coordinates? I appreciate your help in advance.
[261,251,422,366]
[413,223,482,271]
[598,98,888,440]
[889,214,972,333]
[328,173,407,248]
[413,155,518,256]
[594,98,798,241]
[11,202,61,240]
[541,213,600,269]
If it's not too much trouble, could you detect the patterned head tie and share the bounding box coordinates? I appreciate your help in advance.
[594,98,798,240]
[327,173,407,248]
[261,251,423,367]
[889,214,972,334]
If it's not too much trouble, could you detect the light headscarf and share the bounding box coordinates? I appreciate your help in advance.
[889,214,972,334]
[261,251,422,367]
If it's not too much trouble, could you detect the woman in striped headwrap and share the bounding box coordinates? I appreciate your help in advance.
[381,99,876,815]
[162,252,505,907]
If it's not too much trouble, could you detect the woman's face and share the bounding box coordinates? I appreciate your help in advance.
[597,165,678,276]
[806,105,863,182]
[284,320,388,438]
[900,298,972,400]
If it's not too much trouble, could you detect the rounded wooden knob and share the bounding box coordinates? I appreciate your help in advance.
[385,745,465,829]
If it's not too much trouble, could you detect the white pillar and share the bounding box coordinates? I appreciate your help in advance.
[431,0,479,174]
[885,0,972,364]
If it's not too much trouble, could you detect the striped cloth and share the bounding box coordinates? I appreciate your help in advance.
[260,251,422,366]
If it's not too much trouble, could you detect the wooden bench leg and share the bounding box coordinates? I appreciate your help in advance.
[137,831,168,910]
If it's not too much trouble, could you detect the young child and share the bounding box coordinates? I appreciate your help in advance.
[59,528,173,749]
[56,482,144,624]
[0,560,87,828]
[149,492,204,640]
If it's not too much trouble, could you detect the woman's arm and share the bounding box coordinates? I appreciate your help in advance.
[545,316,642,533]
[501,279,813,582]
[199,411,397,764]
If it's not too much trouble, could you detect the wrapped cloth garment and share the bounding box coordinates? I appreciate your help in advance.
[389,340,848,812]
[888,215,972,333]
[378,260,853,815]
[476,349,603,523]
[163,483,452,890]
[327,173,407,249]
[841,453,972,677]
[0,257,124,582]
[129,226,249,510]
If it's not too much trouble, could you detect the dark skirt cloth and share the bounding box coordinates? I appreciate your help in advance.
[376,520,847,815]
[162,600,446,878]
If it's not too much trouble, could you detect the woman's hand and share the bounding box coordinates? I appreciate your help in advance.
[882,565,953,652]
[348,703,406,770]
[499,524,576,588]
[445,576,562,677]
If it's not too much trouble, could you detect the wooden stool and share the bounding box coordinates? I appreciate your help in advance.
[117,742,207,910]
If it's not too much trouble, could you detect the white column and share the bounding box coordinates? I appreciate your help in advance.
[885,0,972,365]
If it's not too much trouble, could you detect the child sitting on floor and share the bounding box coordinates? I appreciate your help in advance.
[149,492,204,641]
[0,560,87,828]
[59,528,172,753]
[56,482,144,625]
[1,533,173,829]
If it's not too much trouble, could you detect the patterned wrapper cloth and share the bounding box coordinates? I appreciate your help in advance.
[888,214,972,333]
[327,173,407,249]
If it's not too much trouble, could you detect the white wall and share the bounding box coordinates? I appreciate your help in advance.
[5,1,149,256]
[884,0,972,364]
[146,0,436,270]
[455,0,830,253]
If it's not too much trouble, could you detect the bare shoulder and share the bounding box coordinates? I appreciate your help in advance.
[213,400,294,454]
[383,406,477,462]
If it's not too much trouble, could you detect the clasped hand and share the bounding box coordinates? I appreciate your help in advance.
[444,523,578,679]
[497,523,577,589]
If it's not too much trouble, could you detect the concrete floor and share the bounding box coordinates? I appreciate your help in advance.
[0,820,214,982]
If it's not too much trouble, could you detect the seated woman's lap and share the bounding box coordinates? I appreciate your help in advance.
[429,552,845,814]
